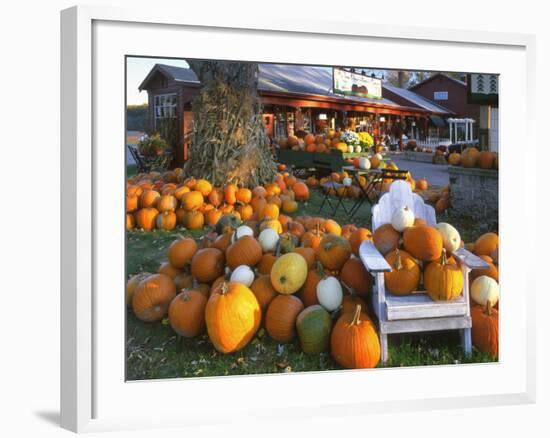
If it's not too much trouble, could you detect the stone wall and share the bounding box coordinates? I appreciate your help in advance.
[448,166,498,223]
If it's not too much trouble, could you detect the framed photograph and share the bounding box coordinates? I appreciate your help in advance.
[61,5,536,433]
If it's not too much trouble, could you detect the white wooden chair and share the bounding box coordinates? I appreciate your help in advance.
[359,180,489,364]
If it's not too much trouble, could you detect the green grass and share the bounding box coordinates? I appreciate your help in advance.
[126,188,497,380]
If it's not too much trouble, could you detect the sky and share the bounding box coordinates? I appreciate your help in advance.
[126,57,189,105]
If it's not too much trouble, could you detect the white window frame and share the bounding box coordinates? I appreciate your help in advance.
[433,90,448,100]
[153,92,177,127]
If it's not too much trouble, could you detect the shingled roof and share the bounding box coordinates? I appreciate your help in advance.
[382,83,453,115]
[139,62,446,115]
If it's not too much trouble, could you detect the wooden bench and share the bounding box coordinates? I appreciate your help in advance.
[358,180,489,364]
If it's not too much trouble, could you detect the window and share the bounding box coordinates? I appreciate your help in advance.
[154,93,177,126]
[433,91,448,100]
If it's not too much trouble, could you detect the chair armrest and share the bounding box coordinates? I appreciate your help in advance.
[359,240,392,272]
[452,247,490,269]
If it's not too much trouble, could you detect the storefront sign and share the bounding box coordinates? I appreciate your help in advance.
[333,68,383,99]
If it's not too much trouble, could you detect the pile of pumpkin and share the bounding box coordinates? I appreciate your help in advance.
[277,129,383,155]
[127,207,499,369]
[373,206,499,358]
[126,168,311,232]
[127,215,382,369]
[448,147,499,170]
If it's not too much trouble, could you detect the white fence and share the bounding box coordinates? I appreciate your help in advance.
[412,137,450,151]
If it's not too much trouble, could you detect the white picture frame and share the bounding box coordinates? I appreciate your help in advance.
[60,4,537,433]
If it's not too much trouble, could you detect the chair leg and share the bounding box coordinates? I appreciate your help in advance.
[380,333,388,365]
[461,328,472,356]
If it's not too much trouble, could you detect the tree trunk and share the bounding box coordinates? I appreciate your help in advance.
[183,61,277,187]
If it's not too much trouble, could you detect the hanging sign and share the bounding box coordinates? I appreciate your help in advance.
[333,68,382,99]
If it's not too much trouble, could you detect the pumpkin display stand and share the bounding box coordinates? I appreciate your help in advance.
[359,180,490,364]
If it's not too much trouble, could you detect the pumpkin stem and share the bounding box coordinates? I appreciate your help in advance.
[441,248,448,266]
[220,282,229,295]
[351,304,362,325]
[485,300,493,316]
[182,289,191,301]
[394,248,403,271]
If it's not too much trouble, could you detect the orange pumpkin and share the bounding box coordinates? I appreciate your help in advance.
[477,151,494,169]
[424,249,463,301]
[324,219,342,236]
[194,179,213,197]
[183,210,204,230]
[292,182,310,201]
[139,189,160,208]
[167,237,198,269]
[181,191,204,211]
[292,247,316,270]
[135,207,159,231]
[250,274,278,312]
[281,199,298,214]
[205,187,222,207]
[225,235,263,269]
[297,269,322,307]
[349,227,373,256]
[252,186,267,198]
[155,211,176,230]
[287,221,306,239]
[470,255,499,284]
[236,187,252,204]
[416,178,428,191]
[474,232,499,257]
[212,232,233,253]
[126,213,135,230]
[372,223,400,255]
[257,252,277,275]
[191,248,225,283]
[301,228,325,251]
[174,272,194,292]
[126,194,138,213]
[341,224,358,240]
[384,249,420,295]
[157,195,177,212]
[339,258,372,297]
[260,203,280,220]
[205,208,223,227]
[206,282,261,353]
[316,234,352,271]
[168,289,207,337]
[132,273,176,322]
[330,305,380,369]
[461,147,479,168]
[403,225,443,262]
[265,295,304,343]
[471,302,499,358]
[224,183,238,205]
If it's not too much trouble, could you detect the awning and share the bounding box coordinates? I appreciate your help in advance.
[430,115,447,128]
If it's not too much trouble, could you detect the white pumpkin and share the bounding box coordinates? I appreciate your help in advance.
[471,275,499,307]
[375,153,383,161]
[230,265,255,287]
[234,225,254,241]
[358,157,371,170]
[342,177,352,187]
[355,146,362,153]
[316,276,343,312]
[348,145,355,153]
[391,206,415,232]
[435,222,461,253]
[258,228,279,253]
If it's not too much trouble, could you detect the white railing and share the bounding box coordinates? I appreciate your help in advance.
[412,137,450,151]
